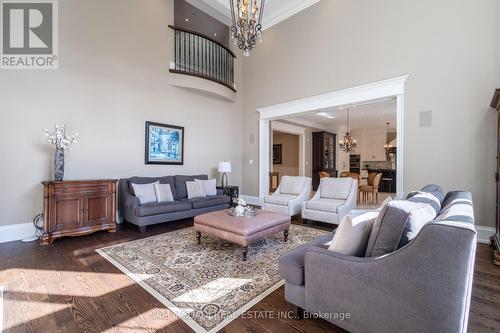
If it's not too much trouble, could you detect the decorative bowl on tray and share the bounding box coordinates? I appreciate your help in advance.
[228,197,257,217]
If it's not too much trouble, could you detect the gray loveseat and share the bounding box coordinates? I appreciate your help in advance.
[279,186,476,333]
[118,175,230,232]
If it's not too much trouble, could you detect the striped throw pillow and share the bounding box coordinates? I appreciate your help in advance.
[186,181,206,199]
[154,183,174,202]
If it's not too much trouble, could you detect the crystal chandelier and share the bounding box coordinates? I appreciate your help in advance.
[229,0,266,56]
[384,122,392,151]
[339,108,357,153]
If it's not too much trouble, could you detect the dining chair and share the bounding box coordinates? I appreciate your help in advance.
[359,172,382,204]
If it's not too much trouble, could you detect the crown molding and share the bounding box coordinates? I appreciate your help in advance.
[186,0,320,30]
[262,0,320,30]
[185,0,232,26]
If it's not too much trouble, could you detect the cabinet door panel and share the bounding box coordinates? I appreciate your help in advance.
[84,194,112,226]
[50,196,84,231]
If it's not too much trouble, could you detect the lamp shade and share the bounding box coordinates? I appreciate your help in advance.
[218,161,232,173]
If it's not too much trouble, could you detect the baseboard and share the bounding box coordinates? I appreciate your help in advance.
[0,223,37,244]
[240,195,261,206]
[476,226,495,244]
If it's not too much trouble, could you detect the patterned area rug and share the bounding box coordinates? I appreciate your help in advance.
[97,225,328,333]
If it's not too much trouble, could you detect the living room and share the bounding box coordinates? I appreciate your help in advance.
[0,0,499,332]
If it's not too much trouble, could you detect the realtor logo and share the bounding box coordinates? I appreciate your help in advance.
[1,0,58,69]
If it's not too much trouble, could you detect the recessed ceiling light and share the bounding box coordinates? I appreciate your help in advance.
[185,18,189,22]
[317,112,336,119]
[214,33,217,36]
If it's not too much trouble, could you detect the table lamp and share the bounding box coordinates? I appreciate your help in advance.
[218,161,232,188]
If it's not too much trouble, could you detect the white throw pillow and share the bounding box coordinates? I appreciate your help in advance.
[154,183,174,203]
[186,181,206,199]
[131,182,158,204]
[195,179,217,196]
[328,211,379,256]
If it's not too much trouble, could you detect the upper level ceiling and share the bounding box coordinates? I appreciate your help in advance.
[186,0,320,30]
[286,99,397,132]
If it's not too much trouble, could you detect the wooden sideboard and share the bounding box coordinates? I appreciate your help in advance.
[41,180,117,245]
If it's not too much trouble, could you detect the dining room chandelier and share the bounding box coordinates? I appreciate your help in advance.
[229,0,266,57]
[339,108,358,153]
[384,122,392,151]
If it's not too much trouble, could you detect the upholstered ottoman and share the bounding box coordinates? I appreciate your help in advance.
[194,209,291,261]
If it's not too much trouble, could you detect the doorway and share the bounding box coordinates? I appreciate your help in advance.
[257,76,409,202]
[269,121,306,193]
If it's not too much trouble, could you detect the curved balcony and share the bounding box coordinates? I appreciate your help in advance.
[169,25,236,92]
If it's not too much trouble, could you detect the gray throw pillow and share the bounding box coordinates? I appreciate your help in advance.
[406,191,441,215]
[365,200,437,257]
[407,184,445,206]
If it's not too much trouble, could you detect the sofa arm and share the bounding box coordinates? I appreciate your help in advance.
[304,221,476,333]
[123,192,140,222]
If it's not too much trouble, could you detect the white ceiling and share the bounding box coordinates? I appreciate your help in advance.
[286,99,397,132]
[186,0,320,29]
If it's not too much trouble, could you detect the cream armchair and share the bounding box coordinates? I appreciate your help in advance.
[302,177,357,225]
[263,176,312,216]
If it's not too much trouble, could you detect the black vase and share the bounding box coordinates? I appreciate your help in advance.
[54,148,64,181]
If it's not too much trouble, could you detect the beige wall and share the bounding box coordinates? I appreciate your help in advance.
[0,0,243,226]
[242,0,500,227]
[272,131,299,177]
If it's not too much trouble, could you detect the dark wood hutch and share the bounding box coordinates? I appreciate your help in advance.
[312,131,337,190]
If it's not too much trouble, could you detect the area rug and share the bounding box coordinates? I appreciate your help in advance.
[96,225,328,333]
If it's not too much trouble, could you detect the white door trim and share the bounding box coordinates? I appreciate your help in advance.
[258,75,410,202]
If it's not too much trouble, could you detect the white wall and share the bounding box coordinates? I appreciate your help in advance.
[0,0,243,227]
[242,0,500,228]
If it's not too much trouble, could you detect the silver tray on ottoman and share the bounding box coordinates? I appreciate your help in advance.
[228,206,257,217]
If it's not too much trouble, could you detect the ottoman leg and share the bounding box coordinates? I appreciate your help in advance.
[284,229,289,242]
[242,246,248,261]
[196,231,201,244]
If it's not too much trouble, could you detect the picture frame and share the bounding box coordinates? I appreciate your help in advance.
[145,121,184,165]
[273,144,282,164]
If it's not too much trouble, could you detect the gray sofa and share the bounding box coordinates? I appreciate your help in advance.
[118,175,230,232]
[279,186,476,333]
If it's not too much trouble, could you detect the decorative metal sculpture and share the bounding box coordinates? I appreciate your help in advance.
[228,197,257,217]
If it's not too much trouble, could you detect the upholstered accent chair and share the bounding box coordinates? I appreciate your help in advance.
[262,176,312,216]
[302,177,358,225]
[340,172,362,203]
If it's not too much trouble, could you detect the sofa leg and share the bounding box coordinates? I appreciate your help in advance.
[196,231,201,244]
[303,218,308,225]
[283,229,289,242]
[289,303,304,320]
[139,226,147,233]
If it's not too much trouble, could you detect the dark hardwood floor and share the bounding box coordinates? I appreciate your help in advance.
[0,218,498,333]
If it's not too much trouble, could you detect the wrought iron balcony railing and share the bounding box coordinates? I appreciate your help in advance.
[169,25,236,92]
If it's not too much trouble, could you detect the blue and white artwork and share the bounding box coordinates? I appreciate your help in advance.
[145,122,184,164]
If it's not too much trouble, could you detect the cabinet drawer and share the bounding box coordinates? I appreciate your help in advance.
[53,184,111,195]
